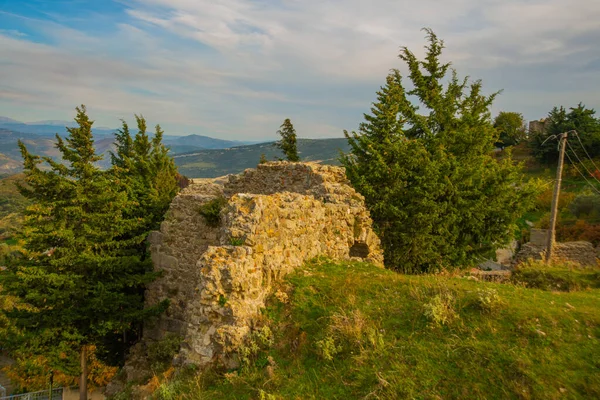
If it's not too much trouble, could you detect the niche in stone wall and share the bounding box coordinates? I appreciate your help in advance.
[349,242,370,258]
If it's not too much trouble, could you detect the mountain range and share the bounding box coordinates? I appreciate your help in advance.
[0,117,350,178]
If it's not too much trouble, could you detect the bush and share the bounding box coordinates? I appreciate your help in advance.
[198,197,227,227]
[557,219,600,246]
[511,260,600,292]
[569,191,600,219]
[146,334,182,374]
[423,292,459,327]
[534,187,575,212]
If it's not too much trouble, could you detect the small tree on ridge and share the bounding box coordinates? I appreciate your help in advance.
[276,119,300,162]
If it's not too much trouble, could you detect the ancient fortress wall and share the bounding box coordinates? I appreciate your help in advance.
[121,162,383,381]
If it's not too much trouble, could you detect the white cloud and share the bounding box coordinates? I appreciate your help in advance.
[1,0,599,139]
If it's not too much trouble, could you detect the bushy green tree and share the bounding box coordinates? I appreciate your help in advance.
[494,111,526,149]
[529,103,600,164]
[276,119,300,162]
[111,115,179,234]
[341,30,539,273]
[0,106,168,398]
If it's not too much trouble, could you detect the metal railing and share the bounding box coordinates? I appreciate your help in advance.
[0,387,63,400]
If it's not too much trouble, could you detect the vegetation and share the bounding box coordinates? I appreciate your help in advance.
[494,111,526,149]
[275,119,300,162]
[341,29,540,273]
[198,197,228,227]
[0,173,29,244]
[175,139,348,178]
[0,106,172,396]
[147,258,600,399]
[529,103,600,164]
[512,259,600,292]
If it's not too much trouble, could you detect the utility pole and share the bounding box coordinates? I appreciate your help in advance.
[545,132,568,263]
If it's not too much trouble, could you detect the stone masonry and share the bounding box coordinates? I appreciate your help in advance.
[115,162,383,386]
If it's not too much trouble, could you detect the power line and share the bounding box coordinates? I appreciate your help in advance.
[566,140,600,185]
[572,130,600,173]
[564,149,600,195]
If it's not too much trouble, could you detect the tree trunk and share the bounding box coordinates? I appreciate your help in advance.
[79,346,87,400]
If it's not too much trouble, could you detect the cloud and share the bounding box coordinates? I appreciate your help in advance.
[0,0,599,140]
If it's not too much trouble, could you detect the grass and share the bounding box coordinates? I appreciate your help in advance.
[148,258,600,400]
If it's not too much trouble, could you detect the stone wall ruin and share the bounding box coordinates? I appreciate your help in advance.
[116,162,383,385]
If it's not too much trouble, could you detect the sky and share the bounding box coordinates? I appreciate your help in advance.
[0,0,599,140]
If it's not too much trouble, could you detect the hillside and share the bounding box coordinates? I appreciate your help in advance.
[140,258,600,400]
[175,138,350,178]
[0,174,28,242]
[0,117,255,175]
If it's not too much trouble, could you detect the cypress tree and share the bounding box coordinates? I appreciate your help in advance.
[0,106,167,398]
[276,119,300,162]
[341,30,540,273]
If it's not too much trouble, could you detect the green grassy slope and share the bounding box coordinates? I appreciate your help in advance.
[174,138,350,178]
[150,259,600,400]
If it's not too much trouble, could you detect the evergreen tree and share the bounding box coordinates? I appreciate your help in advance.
[0,106,167,398]
[111,115,179,234]
[341,30,539,273]
[259,153,268,164]
[529,104,600,164]
[276,119,300,162]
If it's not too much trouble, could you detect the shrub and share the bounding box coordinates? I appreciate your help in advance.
[424,292,459,327]
[316,309,384,361]
[475,288,504,313]
[198,197,227,227]
[568,191,600,219]
[557,219,600,246]
[146,334,182,374]
[511,260,600,292]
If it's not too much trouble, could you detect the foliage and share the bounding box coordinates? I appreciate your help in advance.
[493,111,526,149]
[0,105,168,390]
[259,153,268,164]
[475,288,504,314]
[557,219,600,246]
[511,259,600,292]
[146,258,600,399]
[275,119,300,162]
[111,115,180,234]
[529,103,600,164]
[228,236,245,246]
[4,345,117,393]
[0,174,29,241]
[146,334,183,374]
[423,291,458,327]
[198,197,227,227]
[175,138,349,178]
[534,186,575,212]
[568,190,600,219]
[341,29,539,273]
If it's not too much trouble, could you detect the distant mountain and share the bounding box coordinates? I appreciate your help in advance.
[0,116,344,177]
[0,117,21,124]
[175,138,350,178]
[26,119,77,126]
[162,134,249,150]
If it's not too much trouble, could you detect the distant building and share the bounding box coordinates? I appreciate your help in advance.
[529,119,550,135]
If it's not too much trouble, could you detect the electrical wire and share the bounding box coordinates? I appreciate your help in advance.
[566,139,600,185]
[572,130,600,173]
[564,148,600,195]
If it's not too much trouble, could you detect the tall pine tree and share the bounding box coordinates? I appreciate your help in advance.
[275,119,300,162]
[341,30,540,273]
[1,106,167,398]
[111,115,179,236]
